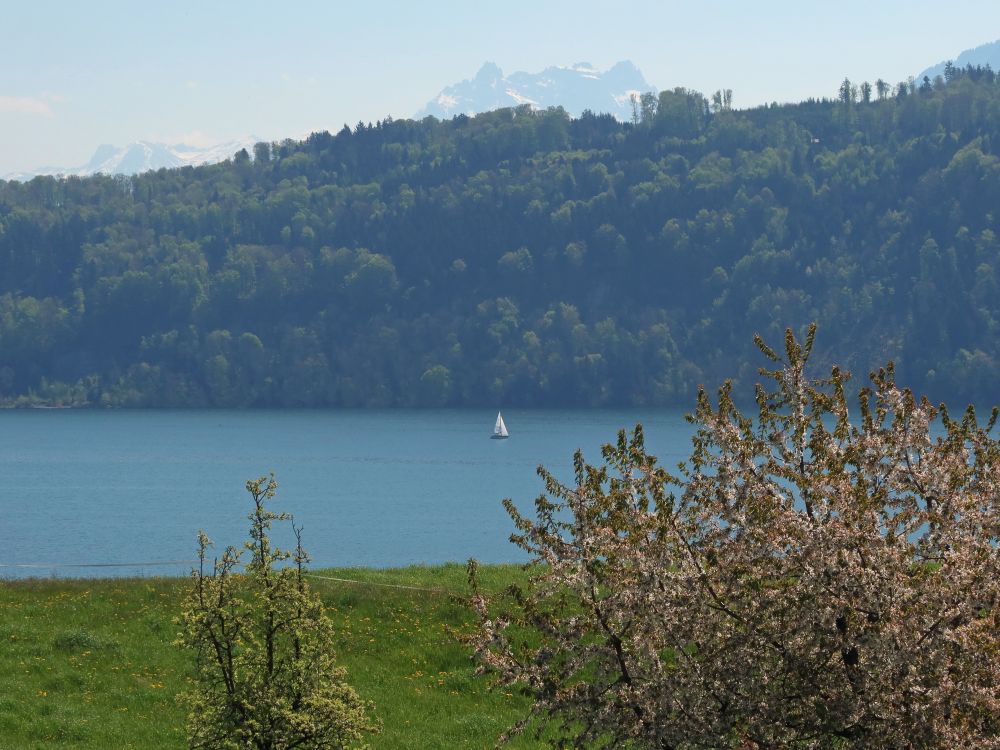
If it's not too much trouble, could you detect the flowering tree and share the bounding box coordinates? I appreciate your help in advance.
[176,475,376,750]
[469,325,1000,748]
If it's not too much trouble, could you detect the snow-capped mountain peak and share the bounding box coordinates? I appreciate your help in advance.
[417,60,656,121]
[3,136,261,181]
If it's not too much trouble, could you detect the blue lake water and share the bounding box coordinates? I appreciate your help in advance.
[0,409,694,578]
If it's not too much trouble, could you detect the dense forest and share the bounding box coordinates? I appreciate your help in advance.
[2,66,1000,407]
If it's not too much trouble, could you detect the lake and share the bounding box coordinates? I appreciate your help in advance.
[0,409,694,578]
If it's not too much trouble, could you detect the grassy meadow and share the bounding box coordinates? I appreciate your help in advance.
[0,564,539,749]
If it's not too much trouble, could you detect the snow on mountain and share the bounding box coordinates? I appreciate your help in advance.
[416,60,656,121]
[3,136,261,181]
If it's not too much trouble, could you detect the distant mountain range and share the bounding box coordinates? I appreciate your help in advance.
[417,61,655,121]
[10,44,1000,183]
[3,136,260,182]
[919,39,1000,81]
[7,60,656,181]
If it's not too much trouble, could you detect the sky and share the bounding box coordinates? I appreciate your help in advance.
[2,0,999,174]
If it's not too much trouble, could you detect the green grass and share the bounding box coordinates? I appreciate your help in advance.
[0,564,540,749]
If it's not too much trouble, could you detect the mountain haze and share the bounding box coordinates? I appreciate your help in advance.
[417,61,655,120]
[3,137,261,181]
[919,39,1000,81]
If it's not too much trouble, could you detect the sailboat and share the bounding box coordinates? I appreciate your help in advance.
[491,411,509,439]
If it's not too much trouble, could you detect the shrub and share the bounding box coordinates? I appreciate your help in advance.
[176,475,376,750]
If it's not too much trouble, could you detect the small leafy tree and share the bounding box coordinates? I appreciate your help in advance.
[468,325,1000,748]
[177,475,375,750]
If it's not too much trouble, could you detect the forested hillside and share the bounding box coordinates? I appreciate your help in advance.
[2,67,1000,407]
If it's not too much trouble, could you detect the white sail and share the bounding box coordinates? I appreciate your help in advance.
[493,411,509,438]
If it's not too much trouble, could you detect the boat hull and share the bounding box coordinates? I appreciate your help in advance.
[490,435,509,440]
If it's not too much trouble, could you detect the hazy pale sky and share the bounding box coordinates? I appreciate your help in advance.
[2,0,999,174]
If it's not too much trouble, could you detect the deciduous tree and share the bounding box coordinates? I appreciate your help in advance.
[468,325,1000,748]
[176,475,376,750]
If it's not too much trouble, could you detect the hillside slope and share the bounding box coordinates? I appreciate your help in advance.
[2,70,1000,407]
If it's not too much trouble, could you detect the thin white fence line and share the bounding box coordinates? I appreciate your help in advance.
[303,573,453,594]
[0,564,461,594]
[0,560,197,569]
